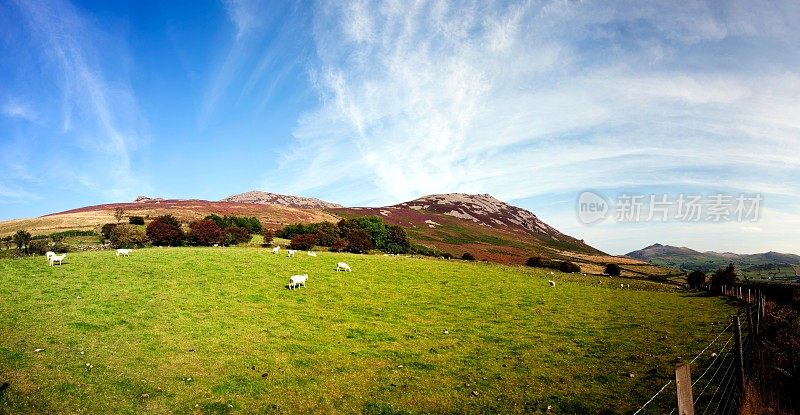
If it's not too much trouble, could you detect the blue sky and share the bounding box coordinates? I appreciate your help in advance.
[1,0,798,255]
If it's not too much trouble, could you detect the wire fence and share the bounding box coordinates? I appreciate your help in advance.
[632,290,763,415]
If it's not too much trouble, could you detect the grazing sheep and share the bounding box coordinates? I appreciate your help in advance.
[116,249,131,257]
[548,280,556,287]
[620,283,624,288]
[336,262,352,272]
[271,246,280,254]
[288,274,308,290]
[626,284,630,288]
[45,251,55,259]
[307,251,317,257]
[287,249,296,257]
[49,254,66,266]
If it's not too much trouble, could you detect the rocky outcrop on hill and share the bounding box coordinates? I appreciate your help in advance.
[222,191,342,209]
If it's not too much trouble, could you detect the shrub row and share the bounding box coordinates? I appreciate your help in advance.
[280,216,411,255]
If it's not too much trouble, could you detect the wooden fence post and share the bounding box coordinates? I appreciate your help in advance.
[675,363,694,415]
[734,315,746,395]
[747,306,755,338]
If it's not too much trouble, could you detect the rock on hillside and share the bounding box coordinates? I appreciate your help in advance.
[392,193,564,238]
[221,190,343,209]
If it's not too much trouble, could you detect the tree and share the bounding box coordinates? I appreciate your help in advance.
[189,220,223,246]
[110,224,147,248]
[339,217,387,249]
[289,233,316,250]
[462,252,476,261]
[313,221,339,246]
[604,263,621,276]
[711,263,737,288]
[129,216,145,225]
[344,229,373,254]
[687,270,707,289]
[383,225,410,254]
[12,230,32,253]
[114,208,126,223]
[146,215,184,246]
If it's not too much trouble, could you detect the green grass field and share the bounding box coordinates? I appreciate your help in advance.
[0,248,735,414]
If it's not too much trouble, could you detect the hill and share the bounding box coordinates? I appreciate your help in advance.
[626,243,800,282]
[0,192,668,275]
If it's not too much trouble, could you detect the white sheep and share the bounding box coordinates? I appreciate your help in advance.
[45,251,55,259]
[620,283,624,288]
[287,249,296,257]
[307,251,317,257]
[271,246,280,254]
[49,254,66,266]
[548,280,556,287]
[336,262,352,272]
[288,274,308,290]
[116,248,131,257]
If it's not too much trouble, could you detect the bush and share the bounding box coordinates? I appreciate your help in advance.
[604,263,621,276]
[687,270,707,289]
[110,224,147,248]
[189,220,223,246]
[262,229,274,245]
[289,233,316,250]
[526,256,544,267]
[462,252,476,261]
[101,223,118,241]
[50,230,97,240]
[277,223,316,239]
[28,239,49,255]
[559,261,581,273]
[129,216,145,225]
[146,215,184,246]
[345,229,373,254]
[330,238,348,252]
[223,226,252,245]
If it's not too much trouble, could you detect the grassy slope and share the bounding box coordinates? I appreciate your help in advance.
[1,249,734,414]
[333,208,670,276]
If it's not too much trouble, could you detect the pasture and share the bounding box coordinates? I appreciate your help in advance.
[0,248,735,414]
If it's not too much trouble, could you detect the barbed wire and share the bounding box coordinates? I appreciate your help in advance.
[632,380,673,415]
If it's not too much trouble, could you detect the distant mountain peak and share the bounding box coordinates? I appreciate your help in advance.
[221,190,343,209]
[392,192,563,237]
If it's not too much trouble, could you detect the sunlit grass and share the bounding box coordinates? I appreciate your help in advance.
[0,248,734,414]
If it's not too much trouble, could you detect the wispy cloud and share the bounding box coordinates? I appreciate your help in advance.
[2,99,38,122]
[11,0,148,200]
[203,0,308,125]
[279,0,800,211]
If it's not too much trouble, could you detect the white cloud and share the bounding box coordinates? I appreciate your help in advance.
[277,1,800,209]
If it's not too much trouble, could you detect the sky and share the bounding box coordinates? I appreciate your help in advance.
[1,0,798,255]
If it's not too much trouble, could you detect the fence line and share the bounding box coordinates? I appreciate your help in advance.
[632,288,764,414]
